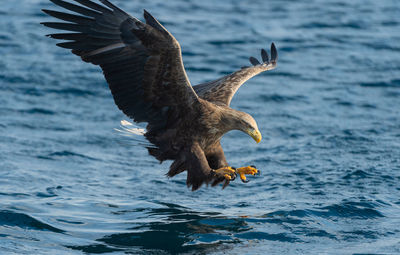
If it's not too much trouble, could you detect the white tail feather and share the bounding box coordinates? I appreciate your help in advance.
[114,120,156,148]
[114,120,146,136]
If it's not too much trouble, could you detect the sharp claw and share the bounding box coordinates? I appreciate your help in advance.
[256,170,261,176]
[250,165,256,169]
[241,178,250,183]
[222,179,230,189]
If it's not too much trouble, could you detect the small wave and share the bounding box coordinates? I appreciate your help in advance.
[265,201,383,222]
[0,74,31,85]
[0,210,64,233]
[36,186,63,198]
[265,209,309,221]
[335,101,353,107]
[360,79,400,88]
[310,202,384,219]
[44,88,97,97]
[67,244,122,254]
[235,232,299,242]
[38,151,97,161]
[381,21,399,27]
[259,94,307,103]
[0,43,20,49]
[298,21,366,29]
[267,71,302,79]
[361,103,377,109]
[340,230,379,241]
[56,219,84,225]
[18,108,55,115]
[182,51,207,57]
[0,34,11,41]
[0,192,30,198]
[362,42,400,52]
[186,66,215,72]
[207,39,249,46]
[342,170,372,180]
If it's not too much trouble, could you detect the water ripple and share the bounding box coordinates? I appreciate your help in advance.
[0,210,64,233]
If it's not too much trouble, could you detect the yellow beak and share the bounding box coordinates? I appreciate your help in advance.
[247,129,262,143]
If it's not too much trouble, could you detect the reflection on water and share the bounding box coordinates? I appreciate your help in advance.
[68,203,244,254]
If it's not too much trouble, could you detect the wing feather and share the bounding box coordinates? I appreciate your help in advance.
[43,0,198,132]
[194,43,278,106]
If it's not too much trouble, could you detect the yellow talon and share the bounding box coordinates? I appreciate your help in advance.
[212,166,237,182]
[211,166,237,189]
[213,166,236,177]
[235,166,259,183]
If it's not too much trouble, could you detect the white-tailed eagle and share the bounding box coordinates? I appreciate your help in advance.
[42,0,278,190]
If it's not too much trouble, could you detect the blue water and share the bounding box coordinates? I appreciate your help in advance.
[1,0,400,254]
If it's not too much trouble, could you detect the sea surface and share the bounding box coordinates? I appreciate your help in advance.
[1,0,400,254]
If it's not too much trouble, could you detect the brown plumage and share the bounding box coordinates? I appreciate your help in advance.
[42,0,278,190]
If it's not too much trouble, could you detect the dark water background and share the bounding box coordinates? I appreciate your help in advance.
[1,0,400,254]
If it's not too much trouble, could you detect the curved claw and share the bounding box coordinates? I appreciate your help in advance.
[241,178,250,183]
[222,179,230,189]
[236,165,259,183]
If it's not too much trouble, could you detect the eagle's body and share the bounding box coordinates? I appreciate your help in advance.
[42,0,278,190]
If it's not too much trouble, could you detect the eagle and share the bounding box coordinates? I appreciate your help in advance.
[42,0,278,190]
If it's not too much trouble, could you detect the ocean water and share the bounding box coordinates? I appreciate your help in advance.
[1,0,400,254]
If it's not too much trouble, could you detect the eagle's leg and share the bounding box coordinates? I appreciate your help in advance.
[205,143,236,188]
[235,165,259,183]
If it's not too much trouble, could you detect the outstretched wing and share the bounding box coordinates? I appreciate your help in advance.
[194,43,277,106]
[42,0,198,130]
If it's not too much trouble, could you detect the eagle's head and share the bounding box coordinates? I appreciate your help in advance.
[237,111,262,143]
[222,109,262,143]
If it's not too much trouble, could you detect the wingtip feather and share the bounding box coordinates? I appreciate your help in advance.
[261,48,269,63]
[271,42,278,62]
[249,56,260,66]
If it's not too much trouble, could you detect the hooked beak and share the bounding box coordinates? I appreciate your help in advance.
[247,128,262,143]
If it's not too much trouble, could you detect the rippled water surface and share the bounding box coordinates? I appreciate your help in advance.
[1,0,400,254]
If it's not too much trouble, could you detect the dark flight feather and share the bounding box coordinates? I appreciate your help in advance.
[42,9,95,25]
[73,0,113,14]
[49,0,101,17]
[249,56,260,66]
[261,48,269,62]
[270,43,278,63]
